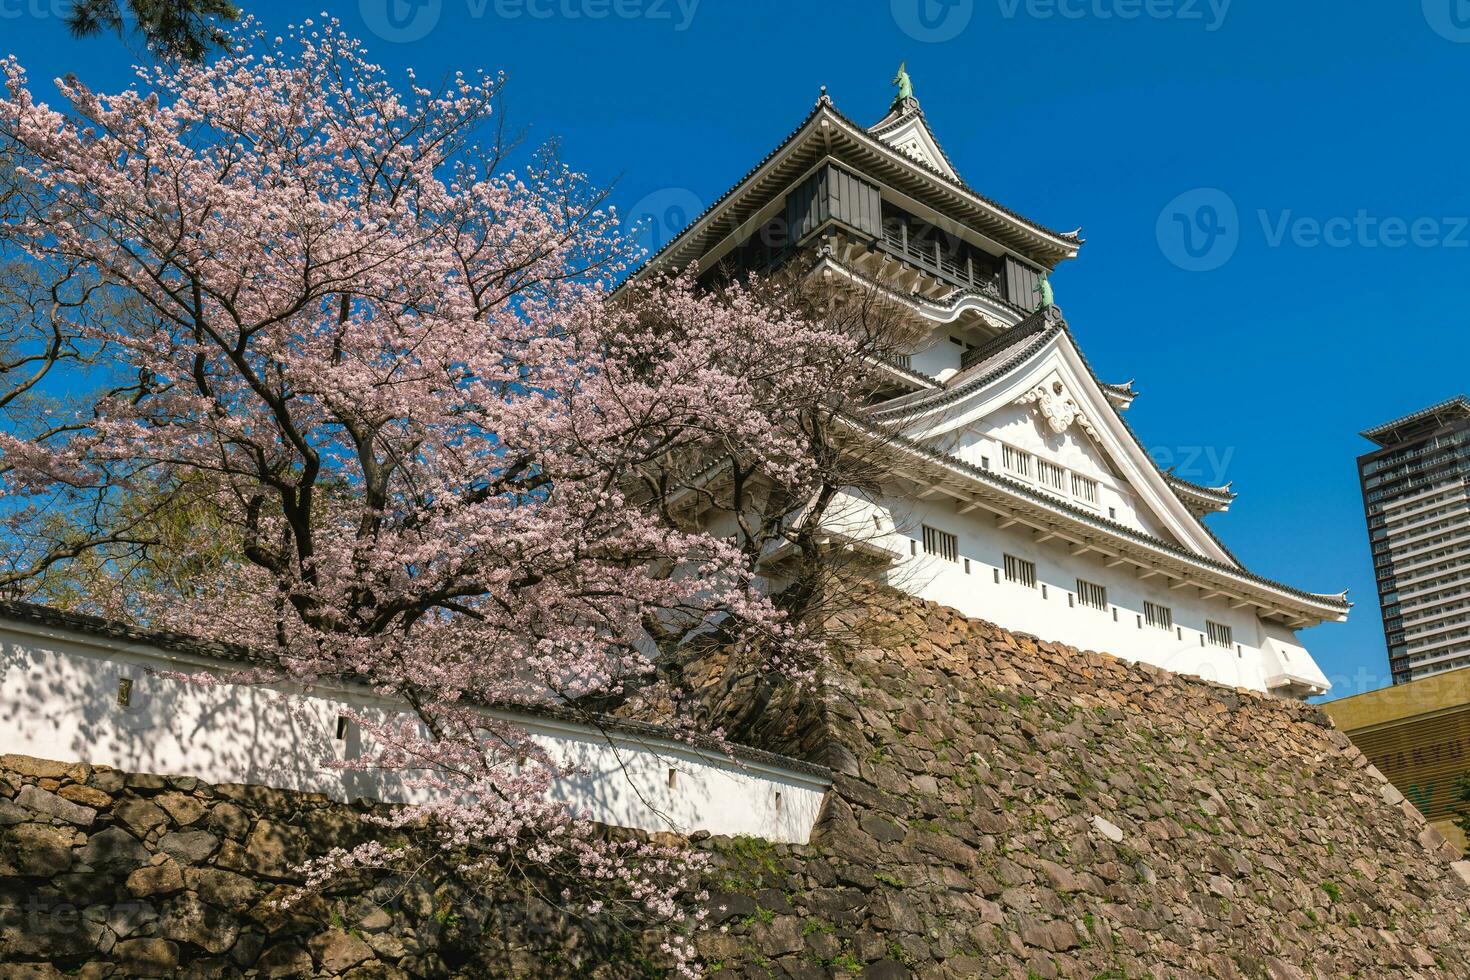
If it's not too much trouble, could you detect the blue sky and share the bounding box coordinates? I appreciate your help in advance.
[5,0,1468,698]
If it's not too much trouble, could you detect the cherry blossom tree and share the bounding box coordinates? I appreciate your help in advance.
[0,18,894,964]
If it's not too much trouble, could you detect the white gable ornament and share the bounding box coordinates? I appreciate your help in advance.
[1016,378,1097,439]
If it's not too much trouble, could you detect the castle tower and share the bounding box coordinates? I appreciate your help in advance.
[632,69,1347,698]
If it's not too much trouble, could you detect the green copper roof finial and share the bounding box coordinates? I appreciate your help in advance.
[892,61,913,105]
[1035,274,1054,311]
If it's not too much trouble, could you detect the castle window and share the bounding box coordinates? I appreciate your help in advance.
[1206,621,1234,649]
[1144,601,1173,631]
[1072,474,1099,504]
[922,525,959,562]
[1076,579,1107,611]
[116,677,133,707]
[1039,460,1066,492]
[1004,554,1036,588]
[1002,445,1032,478]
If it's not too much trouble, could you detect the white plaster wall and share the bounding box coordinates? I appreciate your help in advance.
[0,620,827,844]
[867,491,1312,694]
[956,403,1172,542]
[909,334,965,381]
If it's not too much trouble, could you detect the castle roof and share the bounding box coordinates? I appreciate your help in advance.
[857,309,1346,627]
[627,92,1081,283]
[621,79,1344,632]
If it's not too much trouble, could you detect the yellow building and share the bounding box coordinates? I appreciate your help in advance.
[1322,667,1470,853]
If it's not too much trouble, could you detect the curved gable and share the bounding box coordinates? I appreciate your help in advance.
[886,329,1237,565]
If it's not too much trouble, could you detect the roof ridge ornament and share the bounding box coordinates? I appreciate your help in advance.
[1034,273,1054,312]
[891,61,918,112]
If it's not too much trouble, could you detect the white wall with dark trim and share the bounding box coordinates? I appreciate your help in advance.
[0,615,828,844]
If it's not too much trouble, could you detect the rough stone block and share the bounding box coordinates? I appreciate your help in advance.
[3,823,75,877]
[155,791,207,827]
[307,928,376,974]
[15,785,96,826]
[1091,815,1124,843]
[57,784,112,810]
[77,826,149,874]
[160,894,239,955]
[114,937,180,973]
[125,856,184,898]
[186,866,259,911]
[158,829,219,864]
[113,798,169,837]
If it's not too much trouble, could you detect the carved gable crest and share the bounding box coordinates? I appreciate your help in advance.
[1015,376,1096,439]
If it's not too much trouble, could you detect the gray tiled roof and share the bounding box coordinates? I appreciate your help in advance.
[625,96,1078,284]
[848,424,1349,615]
[865,309,1257,569]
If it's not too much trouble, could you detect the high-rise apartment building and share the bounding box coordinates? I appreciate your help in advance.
[1359,397,1470,683]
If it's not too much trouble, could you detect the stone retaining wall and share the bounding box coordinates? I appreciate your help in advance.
[0,756,503,978]
[683,593,1470,977]
[3,590,1470,978]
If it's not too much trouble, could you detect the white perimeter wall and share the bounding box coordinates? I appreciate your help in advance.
[0,618,827,844]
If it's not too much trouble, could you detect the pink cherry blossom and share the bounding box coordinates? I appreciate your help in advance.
[0,18,878,970]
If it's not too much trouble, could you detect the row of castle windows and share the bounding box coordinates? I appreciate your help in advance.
[915,526,1236,652]
[993,444,1103,510]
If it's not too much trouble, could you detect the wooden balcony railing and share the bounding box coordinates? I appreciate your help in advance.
[879,224,1004,298]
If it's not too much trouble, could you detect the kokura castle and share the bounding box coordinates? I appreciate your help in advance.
[633,67,1349,700]
[0,68,1357,870]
